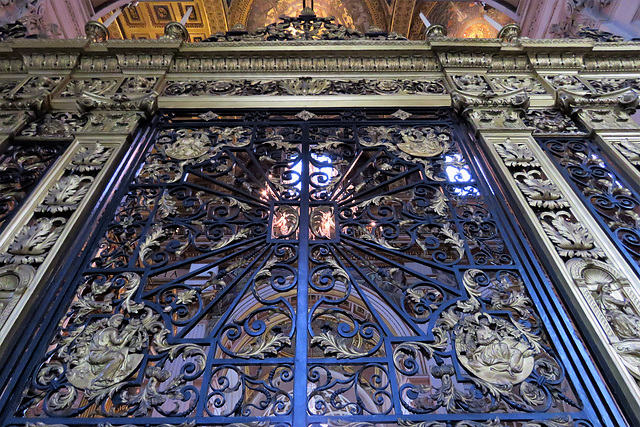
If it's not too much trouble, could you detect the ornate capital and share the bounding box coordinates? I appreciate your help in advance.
[452,89,530,131]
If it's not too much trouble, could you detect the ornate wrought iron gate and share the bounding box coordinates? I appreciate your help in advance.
[4,110,622,426]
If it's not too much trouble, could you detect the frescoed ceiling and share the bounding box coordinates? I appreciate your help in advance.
[408,1,515,39]
[99,0,227,42]
[91,0,515,41]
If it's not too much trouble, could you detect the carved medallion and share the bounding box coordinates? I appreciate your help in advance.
[396,128,449,158]
[164,132,210,160]
[66,314,146,390]
[455,313,536,385]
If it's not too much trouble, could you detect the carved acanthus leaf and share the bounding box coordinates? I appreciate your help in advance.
[495,142,539,168]
[311,331,370,359]
[1,217,66,264]
[37,175,94,213]
[540,211,605,258]
[514,171,569,209]
[68,144,112,172]
[235,332,292,359]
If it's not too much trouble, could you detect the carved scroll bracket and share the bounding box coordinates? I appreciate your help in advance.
[77,91,159,117]
[452,89,530,132]
[0,130,135,351]
[479,132,640,422]
[452,88,530,114]
[556,87,640,132]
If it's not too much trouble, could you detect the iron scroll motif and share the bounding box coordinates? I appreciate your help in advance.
[0,142,67,232]
[539,138,640,277]
[8,111,609,425]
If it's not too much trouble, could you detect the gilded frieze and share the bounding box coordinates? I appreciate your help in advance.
[162,78,447,97]
[522,110,586,135]
[170,54,440,73]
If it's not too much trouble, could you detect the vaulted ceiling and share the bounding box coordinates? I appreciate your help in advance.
[91,0,517,42]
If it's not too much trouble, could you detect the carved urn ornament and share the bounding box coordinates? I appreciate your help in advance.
[163,21,189,42]
[498,23,521,42]
[84,21,109,42]
[426,24,447,39]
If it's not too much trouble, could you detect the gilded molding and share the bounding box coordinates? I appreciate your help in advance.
[576,108,640,131]
[0,76,63,112]
[77,91,159,116]
[17,112,142,139]
[0,111,33,135]
[171,54,440,73]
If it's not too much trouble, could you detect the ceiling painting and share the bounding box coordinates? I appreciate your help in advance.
[408,1,515,39]
[94,0,514,42]
[98,0,227,43]
[243,0,378,33]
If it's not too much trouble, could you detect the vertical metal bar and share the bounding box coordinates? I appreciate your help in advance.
[293,126,310,426]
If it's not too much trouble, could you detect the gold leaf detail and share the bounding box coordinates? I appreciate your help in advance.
[311,331,370,359]
[235,332,291,359]
[1,217,66,264]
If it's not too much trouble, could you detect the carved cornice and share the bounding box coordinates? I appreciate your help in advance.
[171,53,439,73]
[115,53,175,70]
